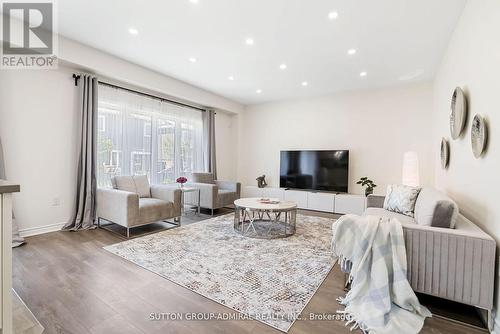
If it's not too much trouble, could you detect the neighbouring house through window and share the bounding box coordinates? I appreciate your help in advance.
[97,83,204,188]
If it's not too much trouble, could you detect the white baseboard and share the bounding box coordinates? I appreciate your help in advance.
[19,222,65,238]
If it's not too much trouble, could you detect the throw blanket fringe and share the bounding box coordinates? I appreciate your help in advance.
[332,214,431,334]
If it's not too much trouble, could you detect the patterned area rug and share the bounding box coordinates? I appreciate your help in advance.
[104,214,337,332]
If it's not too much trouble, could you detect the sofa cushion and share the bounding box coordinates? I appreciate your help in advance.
[112,175,151,198]
[383,184,421,217]
[414,187,459,228]
[192,172,215,184]
[136,198,173,227]
[363,207,416,225]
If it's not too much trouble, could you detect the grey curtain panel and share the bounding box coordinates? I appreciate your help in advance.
[0,137,25,247]
[203,109,217,179]
[63,75,98,231]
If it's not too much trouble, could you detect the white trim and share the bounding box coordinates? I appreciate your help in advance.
[19,222,65,238]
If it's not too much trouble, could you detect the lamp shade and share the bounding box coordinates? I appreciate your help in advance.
[402,151,420,187]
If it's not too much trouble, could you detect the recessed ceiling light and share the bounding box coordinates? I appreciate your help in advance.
[245,38,254,46]
[301,81,308,86]
[279,64,287,70]
[256,89,262,94]
[328,11,338,20]
[228,75,234,81]
[128,27,139,35]
[360,71,367,77]
[189,57,197,63]
[347,49,357,55]
[399,69,424,81]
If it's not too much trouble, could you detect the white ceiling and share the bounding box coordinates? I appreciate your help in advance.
[57,0,466,105]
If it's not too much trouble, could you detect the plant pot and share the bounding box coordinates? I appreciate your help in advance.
[365,188,373,197]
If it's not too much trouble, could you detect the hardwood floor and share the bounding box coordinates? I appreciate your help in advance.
[13,211,485,334]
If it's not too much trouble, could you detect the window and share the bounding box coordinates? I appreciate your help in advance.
[97,84,204,187]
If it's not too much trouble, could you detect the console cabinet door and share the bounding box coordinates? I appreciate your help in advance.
[242,186,263,198]
[335,194,366,215]
[307,192,335,212]
[284,190,308,209]
[261,188,285,200]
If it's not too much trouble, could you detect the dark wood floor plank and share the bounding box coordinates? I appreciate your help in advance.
[13,212,486,334]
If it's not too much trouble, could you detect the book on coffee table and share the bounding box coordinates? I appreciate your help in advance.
[258,198,280,204]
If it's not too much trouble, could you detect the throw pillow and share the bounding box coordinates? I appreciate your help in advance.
[383,184,421,217]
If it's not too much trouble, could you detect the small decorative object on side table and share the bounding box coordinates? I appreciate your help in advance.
[356,177,377,196]
[176,176,187,189]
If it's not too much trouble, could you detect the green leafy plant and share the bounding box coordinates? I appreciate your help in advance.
[356,177,377,196]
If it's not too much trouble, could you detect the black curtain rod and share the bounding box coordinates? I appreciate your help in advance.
[72,74,207,112]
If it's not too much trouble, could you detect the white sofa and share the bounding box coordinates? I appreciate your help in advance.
[96,175,182,238]
[365,187,496,320]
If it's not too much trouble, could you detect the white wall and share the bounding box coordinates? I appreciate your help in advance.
[431,0,500,327]
[0,66,79,234]
[237,83,434,194]
[215,112,238,180]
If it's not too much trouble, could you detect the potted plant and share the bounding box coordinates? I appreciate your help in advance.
[176,176,187,189]
[357,177,377,196]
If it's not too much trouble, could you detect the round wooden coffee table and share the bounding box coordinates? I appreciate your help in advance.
[233,198,297,239]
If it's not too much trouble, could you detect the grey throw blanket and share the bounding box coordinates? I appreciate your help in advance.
[0,137,25,247]
[332,214,431,333]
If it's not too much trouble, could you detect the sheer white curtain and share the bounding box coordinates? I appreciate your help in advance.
[97,84,204,187]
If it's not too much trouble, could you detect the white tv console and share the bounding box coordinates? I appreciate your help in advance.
[241,186,366,215]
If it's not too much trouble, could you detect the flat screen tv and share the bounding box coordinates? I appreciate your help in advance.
[280,150,349,193]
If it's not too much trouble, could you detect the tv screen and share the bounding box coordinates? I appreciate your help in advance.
[279,150,349,192]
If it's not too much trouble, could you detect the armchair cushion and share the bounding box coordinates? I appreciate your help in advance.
[217,189,238,207]
[112,176,136,193]
[191,172,215,184]
[137,198,173,227]
[150,184,182,217]
[112,175,151,198]
[134,175,151,198]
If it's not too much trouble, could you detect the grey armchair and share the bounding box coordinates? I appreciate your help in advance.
[186,172,241,215]
[96,175,181,238]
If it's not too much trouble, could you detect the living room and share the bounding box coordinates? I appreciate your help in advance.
[0,0,498,333]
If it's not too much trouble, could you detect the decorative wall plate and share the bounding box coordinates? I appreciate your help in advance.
[440,138,450,169]
[450,87,467,139]
[471,114,488,158]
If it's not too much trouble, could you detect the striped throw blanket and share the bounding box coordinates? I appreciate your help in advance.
[332,214,431,334]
